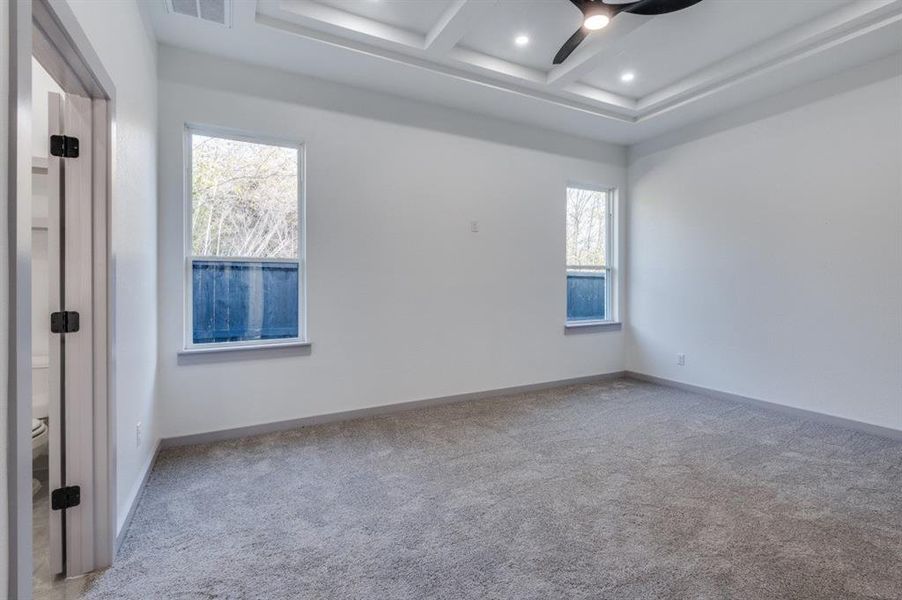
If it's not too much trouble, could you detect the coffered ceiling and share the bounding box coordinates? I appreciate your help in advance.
[147,0,902,144]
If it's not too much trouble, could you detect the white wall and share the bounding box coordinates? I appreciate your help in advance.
[30,58,64,161]
[1,0,10,589]
[157,47,627,438]
[64,0,159,533]
[627,65,902,430]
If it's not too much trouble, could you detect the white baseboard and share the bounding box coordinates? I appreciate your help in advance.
[116,439,162,552]
[116,373,626,547]
[160,371,629,449]
[114,370,899,553]
[625,371,902,441]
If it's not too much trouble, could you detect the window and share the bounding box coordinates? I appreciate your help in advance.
[566,185,614,324]
[185,127,305,349]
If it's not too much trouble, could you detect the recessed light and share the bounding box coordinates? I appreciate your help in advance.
[583,13,610,30]
[515,34,530,47]
[620,71,636,83]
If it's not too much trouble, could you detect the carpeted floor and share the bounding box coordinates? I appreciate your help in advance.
[81,379,902,600]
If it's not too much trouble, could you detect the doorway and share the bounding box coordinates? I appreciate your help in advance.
[30,57,65,594]
[7,1,116,598]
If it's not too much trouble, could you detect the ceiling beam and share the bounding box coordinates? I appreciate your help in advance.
[425,0,497,53]
[545,15,651,88]
[271,0,422,48]
[256,12,636,123]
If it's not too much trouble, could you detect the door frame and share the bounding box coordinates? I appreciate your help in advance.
[6,0,116,596]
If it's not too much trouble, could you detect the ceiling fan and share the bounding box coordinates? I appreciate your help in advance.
[553,0,704,65]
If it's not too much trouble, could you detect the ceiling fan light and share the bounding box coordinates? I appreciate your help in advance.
[583,13,611,30]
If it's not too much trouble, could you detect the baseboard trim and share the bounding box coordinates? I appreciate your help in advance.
[625,371,902,441]
[116,439,162,552]
[161,371,628,449]
[120,370,898,550]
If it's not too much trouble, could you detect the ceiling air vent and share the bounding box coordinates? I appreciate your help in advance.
[165,0,232,27]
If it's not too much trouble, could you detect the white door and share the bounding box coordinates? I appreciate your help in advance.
[46,91,96,577]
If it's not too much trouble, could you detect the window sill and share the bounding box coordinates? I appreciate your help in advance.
[564,321,622,332]
[178,340,312,356]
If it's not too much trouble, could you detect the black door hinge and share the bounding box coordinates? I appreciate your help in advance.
[50,134,79,158]
[50,311,80,333]
[51,486,81,510]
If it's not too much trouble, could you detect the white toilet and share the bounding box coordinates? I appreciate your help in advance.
[32,358,50,496]
[32,418,49,496]
[33,418,48,454]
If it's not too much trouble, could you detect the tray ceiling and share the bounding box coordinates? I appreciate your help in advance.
[148,0,902,144]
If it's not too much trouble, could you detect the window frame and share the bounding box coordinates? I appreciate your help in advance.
[182,124,307,352]
[565,182,619,328]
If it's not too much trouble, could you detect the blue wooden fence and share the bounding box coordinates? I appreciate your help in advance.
[567,271,606,321]
[192,260,299,344]
[193,262,602,342]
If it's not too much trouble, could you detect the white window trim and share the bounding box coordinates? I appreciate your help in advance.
[565,183,620,328]
[182,123,308,352]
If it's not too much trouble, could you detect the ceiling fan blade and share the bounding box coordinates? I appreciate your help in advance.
[622,0,703,16]
[553,27,590,65]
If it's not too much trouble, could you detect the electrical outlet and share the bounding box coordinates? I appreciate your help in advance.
[469,220,480,233]
[677,353,686,366]
[136,421,143,447]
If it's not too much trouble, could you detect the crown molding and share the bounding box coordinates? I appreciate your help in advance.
[255,0,902,127]
[254,12,637,123]
[636,0,902,120]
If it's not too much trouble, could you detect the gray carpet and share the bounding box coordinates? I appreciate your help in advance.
[83,379,902,599]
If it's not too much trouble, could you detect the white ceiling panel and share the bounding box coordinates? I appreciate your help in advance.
[313,0,454,35]
[457,0,585,71]
[580,0,847,97]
